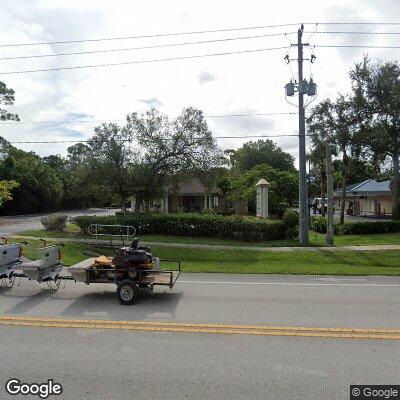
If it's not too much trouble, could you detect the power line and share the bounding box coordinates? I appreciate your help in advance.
[0,46,288,75]
[308,30,400,35]
[207,112,297,117]
[0,32,296,61]
[9,134,304,144]
[315,44,400,49]
[0,23,301,48]
[0,112,297,125]
[1,42,398,76]
[314,22,400,26]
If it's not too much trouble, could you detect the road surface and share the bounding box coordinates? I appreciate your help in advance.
[0,274,399,399]
[0,208,117,235]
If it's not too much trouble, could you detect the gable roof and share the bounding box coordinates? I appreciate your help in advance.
[333,179,391,196]
[167,178,220,195]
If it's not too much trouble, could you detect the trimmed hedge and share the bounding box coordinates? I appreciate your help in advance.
[75,213,297,242]
[337,220,400,235]
[309,216,400,235]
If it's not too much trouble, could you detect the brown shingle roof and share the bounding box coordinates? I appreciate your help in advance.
[168,178,220,195]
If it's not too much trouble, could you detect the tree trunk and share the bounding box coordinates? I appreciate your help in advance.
[134,198,141,213]
[340,151,347,225]
[320,169,325,217]
[121,196,127,214]
[391,142,400,220]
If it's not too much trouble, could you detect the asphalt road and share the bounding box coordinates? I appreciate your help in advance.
[0,208,118,235]
[0,274,399,399]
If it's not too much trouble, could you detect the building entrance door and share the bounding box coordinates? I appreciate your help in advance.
[183,196,197,212]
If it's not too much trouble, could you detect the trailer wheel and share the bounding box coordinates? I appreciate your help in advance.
[117,280,138,305]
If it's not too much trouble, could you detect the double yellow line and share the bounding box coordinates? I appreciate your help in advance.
[0,316,400,340]
[0,315,399,340]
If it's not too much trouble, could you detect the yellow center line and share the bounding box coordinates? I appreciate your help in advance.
[0,315,399,340]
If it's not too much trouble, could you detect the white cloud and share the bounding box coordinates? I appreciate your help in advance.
[198,70,216,84]
[0,0,398,165]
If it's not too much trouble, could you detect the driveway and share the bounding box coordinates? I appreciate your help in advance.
[0,208,118,235]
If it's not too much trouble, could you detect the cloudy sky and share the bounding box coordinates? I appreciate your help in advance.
[0,0,399,164]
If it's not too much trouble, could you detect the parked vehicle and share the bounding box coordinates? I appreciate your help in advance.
[310,198,335,215]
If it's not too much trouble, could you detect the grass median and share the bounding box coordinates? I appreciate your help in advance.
[15,226,400,248]
[15,237,400,276]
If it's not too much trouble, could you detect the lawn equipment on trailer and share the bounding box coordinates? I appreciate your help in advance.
[17,239,63,291]
[68,235,180,305]
[6,226,181,305]
[0,237,23,288]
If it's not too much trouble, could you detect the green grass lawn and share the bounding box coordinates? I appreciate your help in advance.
[16,225,400,248]
[17,237,400,276]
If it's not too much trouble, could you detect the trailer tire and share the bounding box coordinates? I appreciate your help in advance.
[117,280,138,305]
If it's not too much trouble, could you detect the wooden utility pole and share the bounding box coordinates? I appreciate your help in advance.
[297,24,309,246]
[326,144,334,245]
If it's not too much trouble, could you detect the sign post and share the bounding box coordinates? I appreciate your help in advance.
[256,179,270,218]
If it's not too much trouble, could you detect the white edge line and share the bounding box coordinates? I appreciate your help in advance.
[178,280,400,287]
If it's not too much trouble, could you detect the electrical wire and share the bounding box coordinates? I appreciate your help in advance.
[306,30,400,35]
[315,44,400,49]
[0,46,289,75]
[9,134,305,144]
[0,112,297,125]
[0,23,301,48]
[313,22,400,26]
[0,32,297,61]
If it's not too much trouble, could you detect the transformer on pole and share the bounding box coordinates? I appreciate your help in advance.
[284,24,318,246]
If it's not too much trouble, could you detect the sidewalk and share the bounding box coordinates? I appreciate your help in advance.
[11,235,400,252]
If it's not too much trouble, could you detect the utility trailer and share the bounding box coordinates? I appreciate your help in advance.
[6,228,181,305]
[68,257,180,305]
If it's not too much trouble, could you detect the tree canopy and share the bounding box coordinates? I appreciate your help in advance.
[229,139,296,173]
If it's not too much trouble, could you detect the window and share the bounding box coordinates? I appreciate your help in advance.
[213,196,219,207]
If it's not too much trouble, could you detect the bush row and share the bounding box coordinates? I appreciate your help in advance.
[75,213,298,242]
[309,216,400,235]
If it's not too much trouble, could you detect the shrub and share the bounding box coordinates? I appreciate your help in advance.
[75,213,294,242]
[269,203,288,218]
[309,217,400,235]
[41,214,68,232]
[282,210,298,227]
[309,216,327,233]
[203,208,236,216]
[337,220,400,235]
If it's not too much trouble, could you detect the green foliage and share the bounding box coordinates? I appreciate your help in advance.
[282,210,298,227]
[230,139,296,172]
[40,214,68,232]
[309,216,400,235]
[125,107,225,209]
[350,57,400,219]
[0,145,64,214]
[269,203,288,218]
[337,221,400,235]
[310,216,328,233]
[75,213,296,242]
[0,179,19,207]
[0,81,19,122]
[202,208,236,216]
[229,164,298,207]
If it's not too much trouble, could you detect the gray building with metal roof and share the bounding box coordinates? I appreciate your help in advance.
[333,179,392,216]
